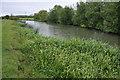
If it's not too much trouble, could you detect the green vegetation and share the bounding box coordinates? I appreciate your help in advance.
[2,15,34,21]
[2,20,47,78]
[0,19,2,79]
[21,29,119,78]
[4,15,10,19]
[2,20,26,78]
[34,10,48,22]
[2,15,19,20]
[60,6,74,25]
[34,2,119,34]
[2,20,119,78]
[47,5,63,23]
[19,18,34,21]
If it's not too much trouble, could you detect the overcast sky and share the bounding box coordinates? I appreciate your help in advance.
[1,0,85,16]
[2,0,82,2]
[1,0,119,16]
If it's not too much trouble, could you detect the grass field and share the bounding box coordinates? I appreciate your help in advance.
[19,18,34,21]
[2,20,120,78]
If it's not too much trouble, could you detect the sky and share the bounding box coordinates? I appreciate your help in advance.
[2,0,81,2]
[1,0,85,16]
[1,0,119,16]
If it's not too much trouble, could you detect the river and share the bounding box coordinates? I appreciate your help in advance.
[24,20,119,47]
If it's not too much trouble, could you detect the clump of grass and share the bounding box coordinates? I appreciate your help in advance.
[20,27,120,78]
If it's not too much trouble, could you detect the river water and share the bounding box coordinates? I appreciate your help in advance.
[25,21,119,47]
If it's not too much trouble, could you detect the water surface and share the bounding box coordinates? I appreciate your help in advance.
[25,21,120,47]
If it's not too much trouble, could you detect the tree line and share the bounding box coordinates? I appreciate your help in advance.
[2,15,33,20]
[34,2,119,34]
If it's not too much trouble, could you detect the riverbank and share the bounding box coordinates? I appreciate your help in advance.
[2,20,30,78]
[34,2,119,35]
[79,25,120,35]
[21,27,120,78]
[48,21,119,36]
[2,20,119,78]
[36,20,119,36]
[26,20,119,47]
[2,20,47,78]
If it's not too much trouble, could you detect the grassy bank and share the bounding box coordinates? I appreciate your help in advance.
[2,20,48,78]
[21,23,119,78]
[2,20,119,78]
[2,20,27,78]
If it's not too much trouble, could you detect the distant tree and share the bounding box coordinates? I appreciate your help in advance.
[34,13,39,20]
[8,14,19,20]
[12,16,19,20]
[4,15,9,19]
[34,10,48,22]
[38,10,48,22]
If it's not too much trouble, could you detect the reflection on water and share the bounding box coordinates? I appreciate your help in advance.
[25,21,120,47]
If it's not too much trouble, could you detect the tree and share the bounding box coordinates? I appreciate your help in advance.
[34,1,119,34]
[72,2,87,26]
[34,13,39,20]
[60,6,74,25]
[34,10,48,22]
[47,5,63,23]
[102,2,118,33]
[4,15,9,19]
[9,14,19,20]
[47,9,58,23]
[85,2,103,29]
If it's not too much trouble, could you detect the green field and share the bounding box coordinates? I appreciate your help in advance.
[19,18,34,21]
[2,20,120,78]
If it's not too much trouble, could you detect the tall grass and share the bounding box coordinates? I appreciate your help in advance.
[20,27,120,78]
